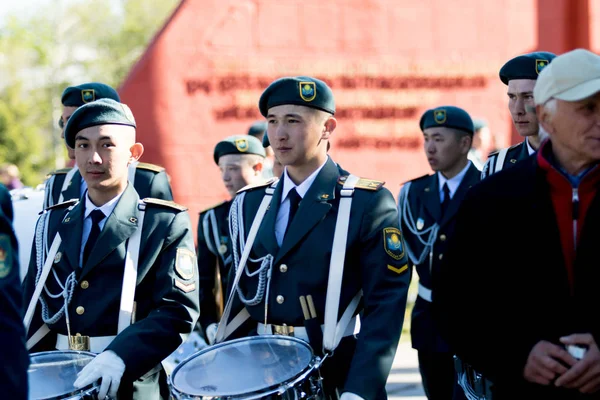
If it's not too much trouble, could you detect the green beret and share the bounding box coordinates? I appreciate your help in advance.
[247,120,267,138]
[499,51,556,85]
[258,76,335,117]
[214,135,266,164]
[61,82,120,107]
[64,98,136,148]
[420,106,474,135]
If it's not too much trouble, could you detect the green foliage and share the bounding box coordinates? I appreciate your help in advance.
[0,0,180,185]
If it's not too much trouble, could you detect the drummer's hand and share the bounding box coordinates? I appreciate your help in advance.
[341,392,365,400]
[73,350,125,399]
[206,323,218,345]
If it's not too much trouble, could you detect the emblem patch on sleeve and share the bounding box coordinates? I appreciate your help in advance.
[383,227,405,261]
[175,248,196,280]
[0,234,13,279]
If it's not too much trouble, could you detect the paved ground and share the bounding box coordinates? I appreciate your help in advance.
[387,341,426,399]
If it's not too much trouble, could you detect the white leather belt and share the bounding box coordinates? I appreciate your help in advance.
[257,316,358,343]
[418,282,432,302]
[56,334,116,353]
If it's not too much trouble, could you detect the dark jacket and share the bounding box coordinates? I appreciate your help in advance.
[481,141,530,179]
[434,149,600,399]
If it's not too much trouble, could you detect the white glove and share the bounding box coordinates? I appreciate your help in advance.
[73,350,126,399]
[206,323,218,345]
[340,392,365,400]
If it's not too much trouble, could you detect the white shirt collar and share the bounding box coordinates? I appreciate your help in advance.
[84,189,125,220]
[280,157,329,203]
[437,161,472,200]
[525,138,536,155]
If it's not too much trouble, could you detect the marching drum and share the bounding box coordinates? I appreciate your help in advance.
[28,350,98,400]
[11,187,45,281]
[170,336,324,400]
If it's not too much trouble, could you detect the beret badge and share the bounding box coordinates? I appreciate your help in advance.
[434,109,447,124]
[536,59,549,75]
[81,89,95,103]
[299,82,316,102]
[235,138,249,152]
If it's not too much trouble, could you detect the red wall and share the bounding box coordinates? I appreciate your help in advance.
[119,0,596,235]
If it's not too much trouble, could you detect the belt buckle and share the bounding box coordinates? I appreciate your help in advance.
[272,324,294,337]
[69,333,90,351]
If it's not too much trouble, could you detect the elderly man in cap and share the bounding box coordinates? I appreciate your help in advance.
[44,82,173,209]
[434,49,600,398]
[216,77,411,400]
[23,99,199,400]
[482,51,556,178]
[398,106,479,400]
[199,135,265,344]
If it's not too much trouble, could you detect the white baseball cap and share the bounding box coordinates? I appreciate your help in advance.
[534,48,600,105]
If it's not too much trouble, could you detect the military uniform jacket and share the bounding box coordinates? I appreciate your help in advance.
[226,158,411,400]
[43,162,173,209]
[399,163,480,352]
[481,141,530,179]
[0,213,28,399]
[197,200,232,331]
[23,184,199,392]
[433,155,600,398]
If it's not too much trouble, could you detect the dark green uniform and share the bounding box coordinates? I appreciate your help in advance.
[197,200,232,332]
[43,162,173,209]
[23,184,199,399]
[481,141,532,179]
[0,213,28,399]
[224,158,411,400]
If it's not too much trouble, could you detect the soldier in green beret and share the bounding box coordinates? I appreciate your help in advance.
[482,51,556,178]
[199,135,266,344]
[23,98,199,399]
[398,105,479,400]
[217,77,411,400]
[45,82,173,210]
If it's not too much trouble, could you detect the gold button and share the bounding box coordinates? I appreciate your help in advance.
[438,253,444,261]
[76,306,85,315]
[440,234,447,241]
[279,264,288,273]
[80,280,89,289]
[276,295,285,304]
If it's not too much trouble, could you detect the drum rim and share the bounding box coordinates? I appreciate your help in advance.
[169,335,315,397]
[28,350,99,400]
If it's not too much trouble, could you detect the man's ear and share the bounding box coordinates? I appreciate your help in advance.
[536,105,553,135]
[253,161,264,175]
[129,142,144,164]
[321,116,337,140]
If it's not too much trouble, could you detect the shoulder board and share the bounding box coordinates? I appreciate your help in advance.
[488,142,523,158]
[237,177,278,194]
[136,162,165,173]
[46,167,73,176]
[43,198,79,213]
[507,142,524,151]
[142,198,187,211]
[402,174,430,186]
[337,176,385,191]
[200,200,227,214]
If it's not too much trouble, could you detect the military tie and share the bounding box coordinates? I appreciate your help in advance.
[441,183,451,217]
[83,209,105,266]
[284,188,302,237]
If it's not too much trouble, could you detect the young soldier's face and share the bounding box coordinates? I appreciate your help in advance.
[218,154,262,197]
[507,79,539,138]
[74,125,142,198]
[61,106,79,160]
[266,105,333,169]
[423,127,470,174]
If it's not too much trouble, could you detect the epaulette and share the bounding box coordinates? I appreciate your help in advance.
[41,198,79,214]
[142,198,188,211]
[402,174,430,186]
[200,200,227,214]
[237,177,278,194]
[337,176,385,191]
[488,142,523,158]
[136,162,165,173]
[46,167,72,177]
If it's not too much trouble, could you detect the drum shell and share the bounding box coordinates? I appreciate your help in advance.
[28,350,99,400]
[169,335,324,400]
